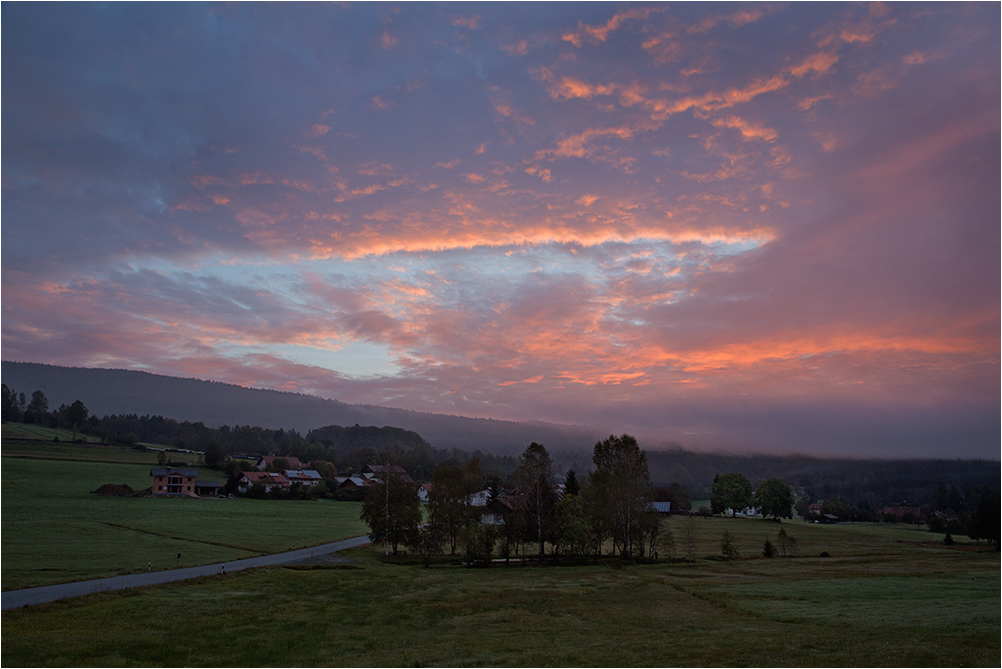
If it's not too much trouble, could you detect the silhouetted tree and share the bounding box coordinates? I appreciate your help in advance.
[515,442,557,560]
[24,390,49,425]
[711,473,753,516]
[360,469,421,555]
[563,469,581,497]
[590,434,653,557]
[429,462,474,555]
[755,478,794,520]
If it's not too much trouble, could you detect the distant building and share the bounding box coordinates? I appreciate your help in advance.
[418,483,433,504]
[237,471,291,494]
[284,469,323,487]
[255,455,305,471]
[883,505,922,521]
[363,464,413,484]
[150,468,199,496]
[650,502,672,515]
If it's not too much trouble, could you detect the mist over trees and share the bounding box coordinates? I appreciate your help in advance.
[3,380,997,532]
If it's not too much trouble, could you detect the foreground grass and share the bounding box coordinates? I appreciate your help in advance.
[2,534,997,667]
[2,457,367,590]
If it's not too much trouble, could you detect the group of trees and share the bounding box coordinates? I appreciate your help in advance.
[3,385,91,437]
[360,434,677,564]
[711,472,794,520]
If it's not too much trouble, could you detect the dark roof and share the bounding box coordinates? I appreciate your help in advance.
[150,468,199,477]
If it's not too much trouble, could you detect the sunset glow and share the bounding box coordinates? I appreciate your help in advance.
[2,3,998,457]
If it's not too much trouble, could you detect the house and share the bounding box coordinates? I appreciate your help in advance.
[650,501,672,515]
[469,489,491,507]
[238,471,291,494]
[284,469,323,487]
[194,481,222,497]
[362,464,414,483]
[255,455,305,471]
[150,468,199,496]
[883,505,922,521]
[481,494,526,526]
[418,483,433,504]
[339,476,370,490]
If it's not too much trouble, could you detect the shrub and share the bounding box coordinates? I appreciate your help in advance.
[762,539,776,558]
[720,530,739,560]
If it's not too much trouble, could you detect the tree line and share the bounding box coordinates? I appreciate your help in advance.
[362,435,681,563]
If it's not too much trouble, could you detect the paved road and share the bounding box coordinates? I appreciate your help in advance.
[1,534,372,611]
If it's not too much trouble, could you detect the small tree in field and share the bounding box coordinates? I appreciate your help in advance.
[777,527,797,557]
[720,530,739,559]
[681,514,699,562]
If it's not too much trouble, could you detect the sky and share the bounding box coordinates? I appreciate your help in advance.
[2,3,999,458]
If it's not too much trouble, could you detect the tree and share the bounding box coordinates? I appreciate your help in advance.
[563,469,581,497]
[776,528,797,557]
[1,384,21,422]
[24,390,50,425]
[514,442,557,560]
[680,514,699,562]
[590,434,654,557]
[711,473,753,516]
[359,470,421,555]
[429,462,476,555]
[312,459,338,481]
[553,492,592,558]
[203,441,228,468]
[409,522,446,567]
[720,529,739,559]
[755,478,794,520]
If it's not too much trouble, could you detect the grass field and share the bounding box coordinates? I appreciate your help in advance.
[3,435,999,666]
[1,454,367,590]
[1,521,997,667]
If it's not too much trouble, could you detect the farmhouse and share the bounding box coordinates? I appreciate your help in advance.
[883,505,923,521]
[238,471,291,494]
[150,468,199,496]
[284,469,323,487]
[363,464,414,483]
[650,501,672,515]
[417,482,433,504]
[255,455,305,471]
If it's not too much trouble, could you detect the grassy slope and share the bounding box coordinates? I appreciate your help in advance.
[1,456,367,591]
[1,525,997,667]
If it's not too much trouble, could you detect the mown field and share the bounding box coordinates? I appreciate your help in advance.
[2,520,998,667]
[3,432,999,666]
[1,442,367,590]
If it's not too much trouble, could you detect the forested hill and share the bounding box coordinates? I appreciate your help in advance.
[0,361,599,455]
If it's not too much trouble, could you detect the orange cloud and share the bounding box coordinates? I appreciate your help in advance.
[711,116,778,142]
[561,7,658,47]
[788,51,839,77]
[451,16,480,29]
[303,124,330,137]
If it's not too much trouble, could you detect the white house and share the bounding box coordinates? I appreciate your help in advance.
[469,489,491,507]
[284,469,323,487]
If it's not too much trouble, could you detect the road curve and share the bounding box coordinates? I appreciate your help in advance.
[1,534,372,611]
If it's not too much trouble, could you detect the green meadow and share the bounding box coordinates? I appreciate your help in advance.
[2,527,998,667]
[2,434,998,666]
[1,442,367,590]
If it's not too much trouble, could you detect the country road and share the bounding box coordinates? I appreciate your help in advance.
[1,534,372,611]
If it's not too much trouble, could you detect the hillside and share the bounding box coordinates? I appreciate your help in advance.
[0,361,599,456]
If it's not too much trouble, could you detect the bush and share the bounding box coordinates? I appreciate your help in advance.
[720,530,739,560]
[944,532,954,545]
[762,539,776,558]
